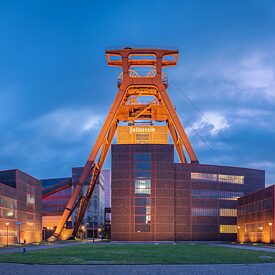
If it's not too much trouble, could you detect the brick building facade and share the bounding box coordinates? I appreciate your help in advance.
[111,144,265,241]
[0,169,42,245]
[237,185,274,243]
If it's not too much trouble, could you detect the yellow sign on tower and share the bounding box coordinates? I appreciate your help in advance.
[117,126,168,144]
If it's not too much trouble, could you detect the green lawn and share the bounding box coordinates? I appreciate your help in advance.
[0,243,275,264]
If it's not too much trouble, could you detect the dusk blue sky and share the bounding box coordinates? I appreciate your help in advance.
[1,1,275,185]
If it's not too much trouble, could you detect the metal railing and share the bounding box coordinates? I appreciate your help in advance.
[117,70,168,87]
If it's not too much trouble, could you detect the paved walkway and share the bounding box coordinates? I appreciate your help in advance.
[1,262,275,275]
[0,240,101,254]
[211,243,275,253]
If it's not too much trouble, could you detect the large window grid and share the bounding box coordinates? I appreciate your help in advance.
[192,208,218,216]
[0,197,17,209]
[192,190,244,201]
[191,172,244,184]
[26,183,35,208]
[219,208,237,217]
[27,194,35,205]
[135,179,151,194]
[244,223,266,234]
[238,198,273,215]
[191,173,217,182]
[192,208,237,217]
[0,208,17,219]
[134,153,151,232]
[0,196,17,219]
[26,222,35,231]
[220,225,237,233]
[0,230,17,236]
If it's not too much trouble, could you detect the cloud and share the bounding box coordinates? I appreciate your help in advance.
[187,111,230,136]
[221,52,275,98]
[172,50,275,106]
[0,107,105,178]
[170,49,275,185]
[235,108,274,128]
[25,108,104,141]
[82,116,103,132]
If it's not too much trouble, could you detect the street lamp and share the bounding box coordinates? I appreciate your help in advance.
[237,226,240,242]
[45,227,50,243]
[268,222,273,244]
[16,221,23,253]
[81,226,86,239]
[258,226,263,243]
[5,222,9,246]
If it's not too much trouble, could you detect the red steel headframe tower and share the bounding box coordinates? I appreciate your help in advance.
[51,47,199,240]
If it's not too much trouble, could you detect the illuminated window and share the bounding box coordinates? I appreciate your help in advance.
[219,209,237,217]
[135,179,150,188]
[191,173,244,184]
[191,173,217,181]
[134,152,151,232]
[135,189,151,194]
[219,191,244,200]
[192,208,218,216]
[27,222,35,231]
[0,230,17,236]
[135,179,151,194]
[220,225,237,233]
[0,197,17,209]
[2,209,16,219]
[192,190,243,200]
[27,194,35,205]
[0,197,17,219]
[244,223,264,233]
[218,174,244,184]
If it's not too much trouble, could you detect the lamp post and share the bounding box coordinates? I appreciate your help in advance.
[269,222,273,244]
[5,222,9,246]
[237,226,240,243]
[258,226,263,243]
[81,226,85,240]
[16,221,22,253]
[98,227,102,241]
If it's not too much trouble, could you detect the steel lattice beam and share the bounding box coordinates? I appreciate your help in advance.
[49,47,198,241]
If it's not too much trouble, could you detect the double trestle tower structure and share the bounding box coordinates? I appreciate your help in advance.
[51,47,199,240]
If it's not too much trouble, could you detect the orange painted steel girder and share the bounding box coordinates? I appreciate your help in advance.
[51,47,198,240]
